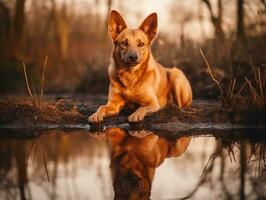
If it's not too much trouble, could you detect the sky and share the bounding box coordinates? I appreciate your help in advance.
[67,0,214,41]
[46,0,263,41]
[106,0,214,41]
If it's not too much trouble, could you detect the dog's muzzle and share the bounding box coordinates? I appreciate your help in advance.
[123,53,140,67]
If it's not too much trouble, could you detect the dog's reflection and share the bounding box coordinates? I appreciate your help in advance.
[91,127,191,200]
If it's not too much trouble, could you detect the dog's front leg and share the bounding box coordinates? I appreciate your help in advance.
[89,97,125,123]
[128,95,160,122]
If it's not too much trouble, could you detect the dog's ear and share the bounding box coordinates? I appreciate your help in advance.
[139,13,157,42]
[108,10,127,40]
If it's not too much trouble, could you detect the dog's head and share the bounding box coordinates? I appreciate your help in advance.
[108,10,157,68]
[111,150,152,200]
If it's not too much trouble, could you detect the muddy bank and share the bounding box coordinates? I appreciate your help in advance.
[0,95,265,130]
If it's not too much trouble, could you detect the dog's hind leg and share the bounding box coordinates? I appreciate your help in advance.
[168,68,192,108]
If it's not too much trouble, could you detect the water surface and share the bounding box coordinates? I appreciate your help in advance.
[0,126,265,200]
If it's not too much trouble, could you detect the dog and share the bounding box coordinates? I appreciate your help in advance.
[89,10,192,123]
[91,127,191,200]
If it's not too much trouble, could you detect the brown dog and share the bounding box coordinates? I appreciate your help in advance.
[89,10,192,123]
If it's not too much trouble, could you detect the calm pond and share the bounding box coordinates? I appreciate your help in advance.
[0,126,265,200]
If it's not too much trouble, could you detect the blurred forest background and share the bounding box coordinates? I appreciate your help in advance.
[0,0,265,98]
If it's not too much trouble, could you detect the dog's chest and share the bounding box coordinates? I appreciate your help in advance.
[121,87,139,102]
[112,79,135,97]
[114,83,144,104]
[115,70,145,102]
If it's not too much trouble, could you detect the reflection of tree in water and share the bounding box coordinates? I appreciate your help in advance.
[181,137,266,199]
[0,130,109,200]
[0,136,42,199]
[0,139,31,200]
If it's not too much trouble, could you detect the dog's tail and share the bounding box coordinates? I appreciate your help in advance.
[168,68,192,108]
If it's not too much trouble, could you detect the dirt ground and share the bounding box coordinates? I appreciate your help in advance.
[0,94,265,127]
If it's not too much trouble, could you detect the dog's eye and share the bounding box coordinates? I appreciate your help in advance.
[138,42,145,47]
[120,41,128,47]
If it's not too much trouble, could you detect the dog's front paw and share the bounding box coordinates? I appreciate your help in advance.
[90,131,107,140]
[128,110,146,122]
[88,112,104,123]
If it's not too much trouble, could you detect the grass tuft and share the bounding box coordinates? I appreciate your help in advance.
[22,56,48,108]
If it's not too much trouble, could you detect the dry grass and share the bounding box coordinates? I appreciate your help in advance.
[22,56,48,108]
[22,62,34,103]
[17,57,88,124]
[200,49,265,108]
[40,56,48,105]
[0,98,87,124]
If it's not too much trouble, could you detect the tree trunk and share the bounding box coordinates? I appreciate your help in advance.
[11,0,26,51]
[202,0,225,43]
[0,1,11,56]
[218,0,223,25]
[51,0,70,60]
[236,0,246,44]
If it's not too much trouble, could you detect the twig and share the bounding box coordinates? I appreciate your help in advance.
[22,62,34,102]
[40,56,48,105]
[200,49,223,95]
[236,82,247,97]
[230,78,236,97]
[245,77,260,100]
[228,80,233,95]
[257,67,264,99]
[31,79,39,107]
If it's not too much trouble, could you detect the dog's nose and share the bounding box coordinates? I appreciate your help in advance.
[129,54,138,62]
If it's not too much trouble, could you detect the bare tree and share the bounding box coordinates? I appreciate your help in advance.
[202,0,225,42]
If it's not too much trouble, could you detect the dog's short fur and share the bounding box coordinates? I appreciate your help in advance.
[89,10,192,123]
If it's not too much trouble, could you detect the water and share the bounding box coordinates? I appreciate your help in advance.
[0,126,265,200]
